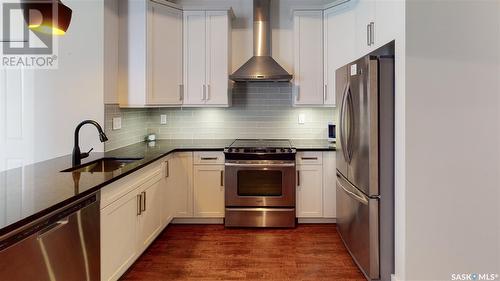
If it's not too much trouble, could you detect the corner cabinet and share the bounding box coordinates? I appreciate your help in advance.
[118,0,183,107]
[165,152,194,218]
[183,10,232,107]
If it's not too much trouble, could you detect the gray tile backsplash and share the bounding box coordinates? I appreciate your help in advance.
[105,83,336,151]
[104,105,150,151]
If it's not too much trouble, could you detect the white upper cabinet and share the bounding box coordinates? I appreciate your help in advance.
[148,1,183,105]
[293,11,325,106]
[118,0,183,107]
[183,11,206,106]
[205,11,231,106]
[183,10,231,107]
[355,0,376,56]
[373,0,403,49]
[324,3,356,107]
[352,0,401,56]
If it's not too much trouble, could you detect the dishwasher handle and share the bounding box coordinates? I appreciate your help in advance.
[0,194,98,251]
[37,218,69,239]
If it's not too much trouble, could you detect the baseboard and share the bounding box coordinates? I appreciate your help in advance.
[171,217,336,224]
[297,218,336,224]
[391,274,401,281]
[172,218,224,224]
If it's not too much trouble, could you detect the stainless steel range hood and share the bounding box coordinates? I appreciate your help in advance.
[230,0,292,82]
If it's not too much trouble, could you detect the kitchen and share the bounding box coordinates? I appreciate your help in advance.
[0,0,498,281]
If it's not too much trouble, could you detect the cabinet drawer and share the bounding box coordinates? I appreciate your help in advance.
[194,151,225,165]
[296,152,323,165]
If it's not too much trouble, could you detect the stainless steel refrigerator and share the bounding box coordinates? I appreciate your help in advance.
[336,47,394,281]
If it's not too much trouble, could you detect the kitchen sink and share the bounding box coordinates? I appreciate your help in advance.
[61,157,143,173]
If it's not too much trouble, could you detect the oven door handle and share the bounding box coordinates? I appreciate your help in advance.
[224,163,296,167]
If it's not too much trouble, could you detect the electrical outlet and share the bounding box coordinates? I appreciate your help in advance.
[298,114,306,124]
[112,117,122,130]
[160,114,167,125]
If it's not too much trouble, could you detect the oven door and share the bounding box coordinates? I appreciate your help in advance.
[225,160,296,207]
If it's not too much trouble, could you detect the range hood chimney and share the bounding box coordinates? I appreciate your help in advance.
[229,0,292,82]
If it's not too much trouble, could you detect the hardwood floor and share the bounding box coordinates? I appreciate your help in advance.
[121,224,365,281]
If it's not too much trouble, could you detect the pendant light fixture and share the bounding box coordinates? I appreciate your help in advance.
[22,0,72,36]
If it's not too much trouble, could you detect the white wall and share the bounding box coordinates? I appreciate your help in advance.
[0,0,105,171]
[404,1,500,280]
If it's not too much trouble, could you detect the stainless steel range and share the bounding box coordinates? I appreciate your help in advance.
[224,139,296,228]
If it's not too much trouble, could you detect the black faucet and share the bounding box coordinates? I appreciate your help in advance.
[72,120,108,166]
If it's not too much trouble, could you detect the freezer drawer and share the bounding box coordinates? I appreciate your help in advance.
[336,172,379,280]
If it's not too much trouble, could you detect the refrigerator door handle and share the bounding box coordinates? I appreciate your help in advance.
[339,83,350,163]
[346,87,355,162]
[336,173,368,205]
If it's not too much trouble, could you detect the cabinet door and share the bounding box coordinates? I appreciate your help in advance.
[374,0,403,49]
[322,152,337,218]
[137,173,164,252]
[148,2,183,105]
[205,11,229,106]
[293,11,324,106]
[193,165,225,217]
[183,11,207,105]
[324,4,356,106]
[101,189,140,281]
[167,152,194,217]
[355,0,376,56]
[296,165,323,218]
[161,157,173,226]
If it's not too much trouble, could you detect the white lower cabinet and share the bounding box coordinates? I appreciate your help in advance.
[101,187,140,281]
[100,165,167,281]
[137,173,164,252]
[165,152,194,217]
[322,151,337,218]
[193,165,225,217]
[297,163,324,218]
[296,151,336,220]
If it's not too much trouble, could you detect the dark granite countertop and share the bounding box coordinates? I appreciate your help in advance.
[291,139,336,151]
[0,139,334,237]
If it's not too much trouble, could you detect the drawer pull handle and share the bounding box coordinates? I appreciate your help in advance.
[137,194,142,216]
[220,170,224,187]
[301,157,318,160]
[201,157,218,161]
[297,170,300,186]
[141,191,146,212]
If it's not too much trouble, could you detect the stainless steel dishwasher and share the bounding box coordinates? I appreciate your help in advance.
[0,193,100,281]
